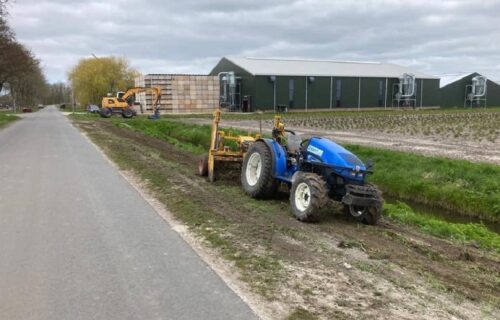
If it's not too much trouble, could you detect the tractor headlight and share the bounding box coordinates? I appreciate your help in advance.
[350,171,364,178]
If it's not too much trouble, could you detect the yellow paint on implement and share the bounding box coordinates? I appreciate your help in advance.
[206,109,260,182]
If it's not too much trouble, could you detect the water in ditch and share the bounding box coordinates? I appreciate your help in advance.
[384,196,499,234]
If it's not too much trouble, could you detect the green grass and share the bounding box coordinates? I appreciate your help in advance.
[0,112,19,128]
[348,144,500,222]
[70,114,500,222]
[385,202,500,251]
[287,308,319,320]
[114,118,211,154]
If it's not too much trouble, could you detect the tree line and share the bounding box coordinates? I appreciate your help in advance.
[1,0,140,109]
[0,1,71,108]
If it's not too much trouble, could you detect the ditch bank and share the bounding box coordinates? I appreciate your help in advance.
[71,116,499,319]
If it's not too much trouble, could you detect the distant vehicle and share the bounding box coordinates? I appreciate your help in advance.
[22,107,33,113]
[60,103,66,109]
[87,104,100,113]
[38,104,44,108]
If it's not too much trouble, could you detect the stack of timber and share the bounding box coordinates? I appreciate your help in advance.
[135,74,220,113]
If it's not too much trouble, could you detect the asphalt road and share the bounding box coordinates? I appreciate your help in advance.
[0,107,256,320]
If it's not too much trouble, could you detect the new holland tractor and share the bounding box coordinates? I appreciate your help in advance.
[200,112,383,224]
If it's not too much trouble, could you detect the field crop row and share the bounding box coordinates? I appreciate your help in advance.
[283,112,500,142]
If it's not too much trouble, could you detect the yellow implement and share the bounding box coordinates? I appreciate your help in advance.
[198,109,260,182]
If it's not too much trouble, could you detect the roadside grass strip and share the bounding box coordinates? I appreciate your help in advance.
[0,113,19,128]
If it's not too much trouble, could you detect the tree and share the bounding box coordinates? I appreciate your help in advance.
[0,0,48,108]
[43,82,72,105]
[9,61,47,106]
[68,56,139,106]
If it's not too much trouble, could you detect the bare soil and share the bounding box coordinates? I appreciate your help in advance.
[185,119,500,165]
[75,119,499,319]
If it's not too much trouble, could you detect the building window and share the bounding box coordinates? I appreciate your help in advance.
[289,79,295,108]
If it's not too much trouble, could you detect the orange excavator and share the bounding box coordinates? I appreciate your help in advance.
[100,86,162,119]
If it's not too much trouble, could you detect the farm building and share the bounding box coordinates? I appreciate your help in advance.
[439,72,500,108]
[135,74,219,113]
[209,57,440,111]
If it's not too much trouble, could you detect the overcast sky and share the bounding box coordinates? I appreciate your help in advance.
[8,0,500,83]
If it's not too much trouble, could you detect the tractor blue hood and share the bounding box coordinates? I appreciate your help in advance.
[305,137,365,171]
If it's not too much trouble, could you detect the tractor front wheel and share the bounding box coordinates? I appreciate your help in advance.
[344,205,381,225]
[290,172,329,222]
[99,107,112,118]
[241,141,276,198]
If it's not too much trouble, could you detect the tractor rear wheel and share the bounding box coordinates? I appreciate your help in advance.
[122,108,134,118]
[99,107,112,118]
[241,141,276,198]
[290,172,329,222]
[198,155,209,177]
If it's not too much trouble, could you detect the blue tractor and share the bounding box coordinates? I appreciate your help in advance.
[241,116,383,224]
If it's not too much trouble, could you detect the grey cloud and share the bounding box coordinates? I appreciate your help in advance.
[8,0,500,82]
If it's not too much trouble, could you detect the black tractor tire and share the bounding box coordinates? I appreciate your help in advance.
[290,172,329,222]
[344,205,381,225]
[241,141,277,198]
[198,155,209,177]
[99,107,112,118]
[122,108,134,118]
[344,183,382,225]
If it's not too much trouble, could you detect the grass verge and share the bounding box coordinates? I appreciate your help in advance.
[385,202,500,251]
[71,114,500,243]
[0,112,19,128]
[346,144,500,222]
[95,115,500,222]
[71,117,500,317]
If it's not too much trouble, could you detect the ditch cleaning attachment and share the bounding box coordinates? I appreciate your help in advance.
[198,109,259,182]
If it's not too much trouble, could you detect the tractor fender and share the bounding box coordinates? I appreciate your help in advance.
[257,138,288,179]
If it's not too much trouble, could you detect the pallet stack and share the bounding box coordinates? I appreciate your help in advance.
[135,74,220,113]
